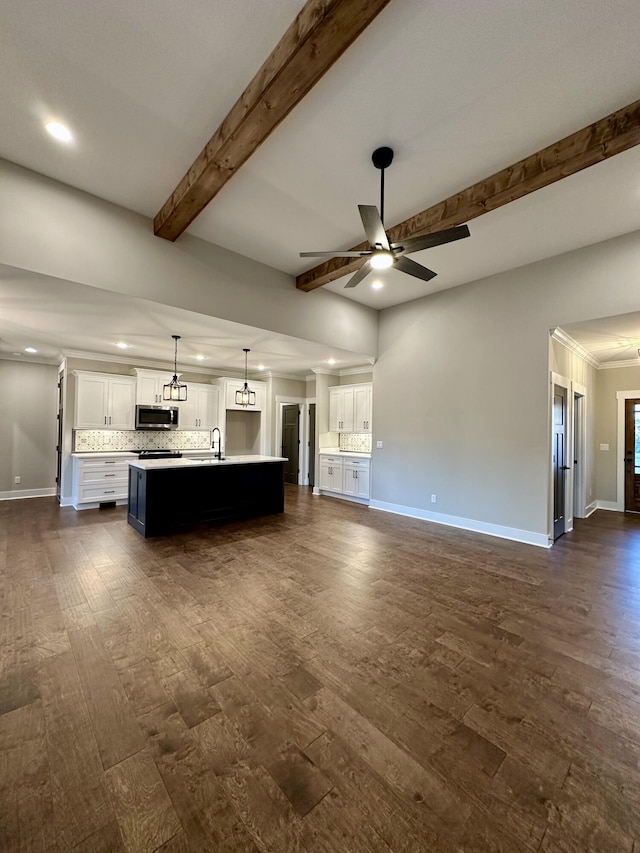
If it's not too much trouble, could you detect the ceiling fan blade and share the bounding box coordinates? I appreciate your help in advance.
[393,256,437,282]
[392,224,470,255]
[344,262,372,289]
[299,250,372,258]
[358,205,390,250]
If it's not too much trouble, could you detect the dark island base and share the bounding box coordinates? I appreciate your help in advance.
[127,461,285,538]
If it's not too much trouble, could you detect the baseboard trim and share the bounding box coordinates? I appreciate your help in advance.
[312,487,321,496]
[584,501,598,517]
[596,500,621,512]
[369,499,550,548]
[0,487,56,501]
[318,490,369,506]
[59,497,74,508]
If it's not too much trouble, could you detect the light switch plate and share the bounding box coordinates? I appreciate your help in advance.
[376,441,383,448]
[599,443,609,451]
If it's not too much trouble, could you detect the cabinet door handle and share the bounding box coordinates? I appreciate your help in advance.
[105,473,116,478]
[104,490,115,494]
[104,416,107,425]
[109,416,112,425]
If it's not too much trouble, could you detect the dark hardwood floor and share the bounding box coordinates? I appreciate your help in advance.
[2,488,640,852]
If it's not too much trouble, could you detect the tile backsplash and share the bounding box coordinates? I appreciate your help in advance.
[73,430,211,452]
[339,433,372,452]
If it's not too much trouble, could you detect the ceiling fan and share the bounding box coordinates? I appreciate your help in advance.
[300,147,470,288]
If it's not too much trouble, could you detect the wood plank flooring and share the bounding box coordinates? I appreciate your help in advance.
[2,489,640,851]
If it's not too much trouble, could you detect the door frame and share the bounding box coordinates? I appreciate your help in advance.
[549,372,573,540]
[275,396,307,486]
[572,382,587,519]
[616,390,640,511]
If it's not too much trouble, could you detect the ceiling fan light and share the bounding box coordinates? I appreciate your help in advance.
[370,250,394,270]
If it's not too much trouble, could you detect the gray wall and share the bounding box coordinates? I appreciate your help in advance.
[0,360,57,494]
[0,159,378,360]
[225,410,261,455]
[374,230,640,539]
[595,365,640,502]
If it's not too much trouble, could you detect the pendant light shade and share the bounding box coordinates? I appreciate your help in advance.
[236,348,256,407]
[163,335,187,402]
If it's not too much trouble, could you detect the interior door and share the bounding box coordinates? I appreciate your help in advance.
[553,384,568,540]
[282,404,300,485]
[308,404,316,488]
[624,399,640,512]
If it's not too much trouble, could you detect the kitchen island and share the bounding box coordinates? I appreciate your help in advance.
[127,454,286,538]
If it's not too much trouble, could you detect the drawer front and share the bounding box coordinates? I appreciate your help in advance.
[79,483,128,502]
[343,458,369,468]
[320,456,343,466]
[80,467,128,484]
[78,458,129,471]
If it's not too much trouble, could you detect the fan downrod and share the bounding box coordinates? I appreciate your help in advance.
[372,147,394,170]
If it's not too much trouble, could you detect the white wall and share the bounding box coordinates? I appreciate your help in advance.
[373,230,640,543]
[0,159,378,360]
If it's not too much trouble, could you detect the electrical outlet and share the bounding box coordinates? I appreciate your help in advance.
[14,476,21,484]
[376,440,383,449]
[103,434,111,444]
[431,494,437,503]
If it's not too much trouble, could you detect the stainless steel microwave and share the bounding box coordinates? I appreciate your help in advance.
[135,405,179,430]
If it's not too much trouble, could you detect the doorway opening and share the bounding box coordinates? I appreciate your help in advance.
[624,398,640,513]
[550,372,573,541]
[281,404,300,485]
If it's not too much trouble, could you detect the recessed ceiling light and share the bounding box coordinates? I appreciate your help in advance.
[115,342,130,349]
[25,347,38,353]
[257,364,266,370]
[195,354,207,361]
[327,358,337,365]
[371,280,384,290]
[45,121,73,143]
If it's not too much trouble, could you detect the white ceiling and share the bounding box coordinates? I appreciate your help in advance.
[560,313,640,367]
[1,0,640,364]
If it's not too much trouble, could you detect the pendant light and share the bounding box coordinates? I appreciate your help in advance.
[163,335,188,401]
[236,348,256,406]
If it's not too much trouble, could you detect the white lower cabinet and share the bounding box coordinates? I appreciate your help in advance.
[319,454,370,501]
[72,456,129,509]
[319,456,343,493]
[343,458,370,499]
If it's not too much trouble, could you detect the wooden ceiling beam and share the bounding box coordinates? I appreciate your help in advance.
[296,98,640,292]
[154,0,393,242]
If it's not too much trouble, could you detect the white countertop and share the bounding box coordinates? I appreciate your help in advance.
[72,451,138,459]
[319,449,372,459]
[129,454,287,471]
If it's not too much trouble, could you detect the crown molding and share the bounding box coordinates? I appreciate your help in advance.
[61,349,226,377]
[310,367,338,375]
[597,359,640,370]
[0,352,59,366]
[338,365,374,376]
[550,328,600,368]
[261,371,306,381]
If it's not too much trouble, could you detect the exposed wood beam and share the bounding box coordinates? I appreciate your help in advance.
[154,0,393,242]
[296,98,640,292]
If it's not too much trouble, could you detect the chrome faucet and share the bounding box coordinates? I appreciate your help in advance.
[211,427,222,460]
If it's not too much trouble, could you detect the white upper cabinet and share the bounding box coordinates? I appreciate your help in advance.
[133,369,176,405]
[177,383,219,429]
[354,384,373,433]
[221,378,266,411]
[74,372,136,430]
[329,387,354,432]
[329,383,372,433]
